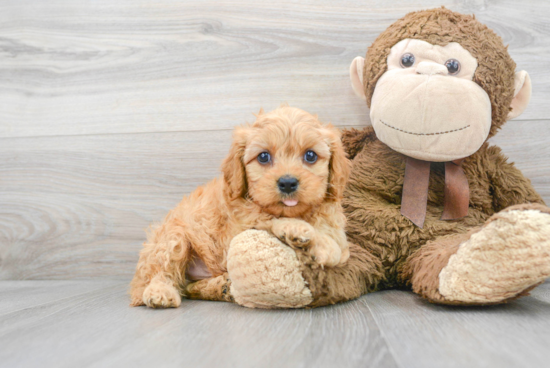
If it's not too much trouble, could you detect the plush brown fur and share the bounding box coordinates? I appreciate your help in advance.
[296,242,383,308]
[129,105,354,308]
[342,126,545,301]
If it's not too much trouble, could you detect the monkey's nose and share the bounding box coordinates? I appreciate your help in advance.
[416,61,448,76]
[278,176,299,194]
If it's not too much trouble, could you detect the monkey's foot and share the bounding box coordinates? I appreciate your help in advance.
[439,206,550,304]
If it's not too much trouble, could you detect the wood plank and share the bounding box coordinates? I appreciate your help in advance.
[489,119,550,201]
[0,281,397,368]
[0,130,233,280]
[0,120,548,280]
[366,281,550,368]
[0,280,121,316]
[1,280,548,368]
[530,280,550,304]
[0,0,549,138]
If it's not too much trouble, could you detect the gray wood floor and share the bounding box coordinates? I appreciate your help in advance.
[1,0,550,367]
[1,280,550,368]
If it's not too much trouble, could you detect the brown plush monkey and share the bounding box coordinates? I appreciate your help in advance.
[188,8,550,308]
[345,7,550,305]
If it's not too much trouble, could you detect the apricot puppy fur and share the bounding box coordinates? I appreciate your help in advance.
[130,106,351,308]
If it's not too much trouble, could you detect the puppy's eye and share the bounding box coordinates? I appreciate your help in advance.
[304,150,318,164]
[400,53,415,68]
[257,152,271,164]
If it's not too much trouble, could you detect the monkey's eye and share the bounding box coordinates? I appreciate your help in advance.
[304,150,318,164]
[400,53,415,68]
[445,59,461,75]
[257,152,271,164]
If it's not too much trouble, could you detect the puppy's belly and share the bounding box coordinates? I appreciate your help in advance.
[186,252,213,281]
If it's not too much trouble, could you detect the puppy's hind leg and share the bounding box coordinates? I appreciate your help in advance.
[130,218,193,308]
[185,273,233,302]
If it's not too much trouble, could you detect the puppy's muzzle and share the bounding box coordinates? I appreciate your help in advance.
[278,175,299,194]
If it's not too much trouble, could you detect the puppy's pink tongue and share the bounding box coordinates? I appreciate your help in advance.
[283,199,298,207]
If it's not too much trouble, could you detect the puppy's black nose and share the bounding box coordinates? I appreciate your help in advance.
[278,176,299,194]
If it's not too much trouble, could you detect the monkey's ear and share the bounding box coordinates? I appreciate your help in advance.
[508,71,531,120]
[350,57,366,101]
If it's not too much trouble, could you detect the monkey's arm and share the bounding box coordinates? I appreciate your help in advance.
[341,126,376,159]
[484,145,545,212]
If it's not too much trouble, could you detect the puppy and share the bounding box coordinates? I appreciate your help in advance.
[130,105,351,308]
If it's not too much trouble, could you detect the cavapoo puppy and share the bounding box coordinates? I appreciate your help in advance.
[130,105,351,308]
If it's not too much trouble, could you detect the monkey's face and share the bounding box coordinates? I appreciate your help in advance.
[369,39,492,162]
[350,9,532,162]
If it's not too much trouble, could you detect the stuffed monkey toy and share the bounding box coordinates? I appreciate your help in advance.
[188,8,550,308]
[343,7,550,305]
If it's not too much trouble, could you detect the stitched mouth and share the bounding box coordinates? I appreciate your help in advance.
[379,120,470,136]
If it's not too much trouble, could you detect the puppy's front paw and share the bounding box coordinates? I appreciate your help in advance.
[272,219,314,248]
[142,278,181,308]
[309,241,342,267]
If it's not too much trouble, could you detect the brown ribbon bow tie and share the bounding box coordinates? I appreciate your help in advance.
[401,157,469,228]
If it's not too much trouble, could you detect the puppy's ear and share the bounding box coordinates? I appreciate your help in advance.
[323,125,351,201]
[222,125,249,201]
[253,108,265,118]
